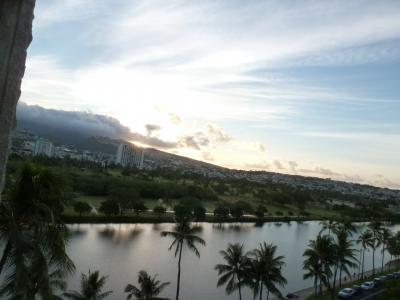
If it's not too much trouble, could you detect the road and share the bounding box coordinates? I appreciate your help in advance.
[352,287,384,300]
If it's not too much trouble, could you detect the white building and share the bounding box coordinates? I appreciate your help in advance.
[34,138,54,157]
[115,142,145,169]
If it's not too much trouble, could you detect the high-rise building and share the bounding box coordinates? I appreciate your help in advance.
[115,142,145,169]
[34,138,54,157]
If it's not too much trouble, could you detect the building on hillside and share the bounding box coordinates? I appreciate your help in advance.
[34,138,54,157]
[115,142,145,169]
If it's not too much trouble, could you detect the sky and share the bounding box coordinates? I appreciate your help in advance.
[20,0,400,189]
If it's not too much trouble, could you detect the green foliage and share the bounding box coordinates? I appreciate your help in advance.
[99,200,119,216]
[0,162,75,299]
[214,205,230,218]
[73,201,92,216]
[132,200,148,214]
[233,200,254,214]
[255,205,267,218]
[125,270,170,300]
[153,205,167,214]
[63,270,112,299]
[230,205,244,220]
[174,204,193,222]
[193,205,206,221]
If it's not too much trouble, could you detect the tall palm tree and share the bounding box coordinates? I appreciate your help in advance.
[161,220,206,300]
[215,243,248,300]
[125,270,170,300]
[334,228,358,288]
[368,221,382,276]
[303,255,325,298]
[379,227,392,273]
[387,233,400,271]
[251,242,286,300]
[0,163,74,299]
[303,235,336,295]
[244,255,264,300]
[356,230,373,280]
[63,270,113,300]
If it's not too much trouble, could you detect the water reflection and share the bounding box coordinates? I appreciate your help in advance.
[68,226,87,237]
[98,225,143,244]
[65,222,400,300]
[152,223,167,231]
[254,221,264,227]
[212,223,252,232]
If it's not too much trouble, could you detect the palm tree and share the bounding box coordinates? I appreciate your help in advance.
[303,235,336,295]
[387,233,400,271]
[368,221,382,276]
[0,163,75,299]
[319,219,338,236]
[356,230,373,280]
[125,270,170,300]
[244,255,264,300]
[161,220,206,300]
[215,243,248,300]
[63,270,113,300]
[334,228,358,288]
[379,227,392,273]
[251,242,286,300]
[303,255,325,298]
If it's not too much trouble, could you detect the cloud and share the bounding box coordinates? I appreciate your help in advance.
[17,102,177,149]
[287,161,298,173]
[145,124,161,136]
[169,113,182,125]
[273,160,284,170]
[177,124,231,150]
[16,102,236,152]
[247,142,267,153]
[299,167,340,177]
[202,151,214,162]
[206,124,232,143]
[374,175,400,189]
[245,161,271,170]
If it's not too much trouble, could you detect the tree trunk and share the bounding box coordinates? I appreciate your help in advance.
[314,276,317,297]
[361,250,365,280]
[238,275,242,300]
[381,246,385,273]
[339,267,342,288]
[259,284,263,300]
[0,0,35,202]
[332,266,338,299]
[0,240,11,275]
[319,279,323,300]
[372,246,375,277]
[266,289,269,300]
[357,250,362,280]
[176,243,183,300]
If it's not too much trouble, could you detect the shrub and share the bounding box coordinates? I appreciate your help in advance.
[213,205,230,218]
[73,201,92,216]
[99,200,119,216]
[153,205,167,215]
[193,205,206,221]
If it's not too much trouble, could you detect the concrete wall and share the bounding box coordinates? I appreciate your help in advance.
[0,0,36,201]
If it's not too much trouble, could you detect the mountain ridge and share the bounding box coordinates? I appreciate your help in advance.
[15,102,400,197]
